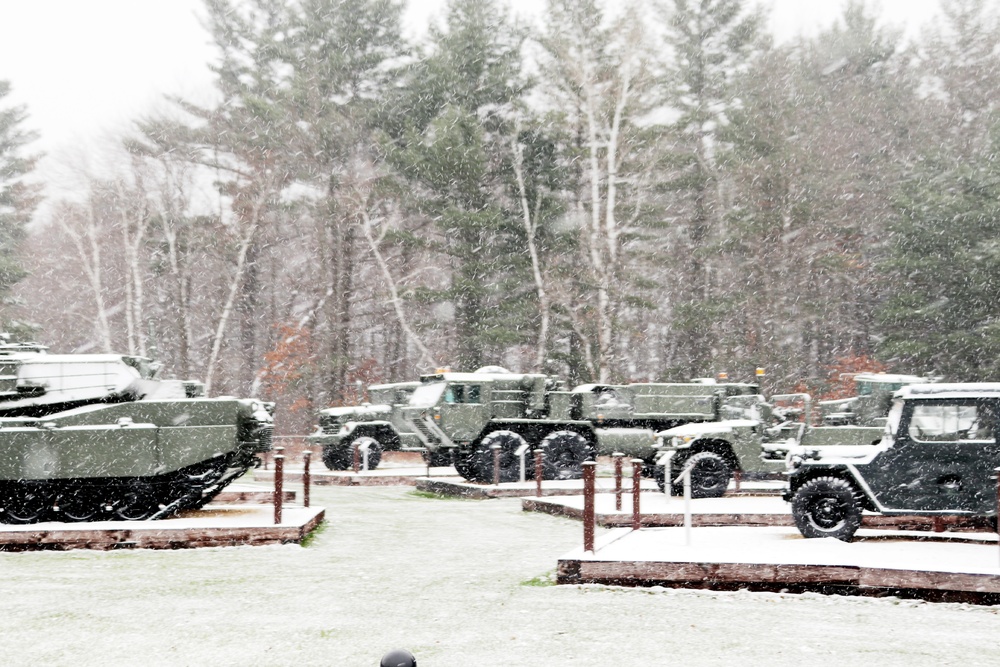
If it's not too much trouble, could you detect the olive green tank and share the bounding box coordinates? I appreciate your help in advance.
[0,338,273,524]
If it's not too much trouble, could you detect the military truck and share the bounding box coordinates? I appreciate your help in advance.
[785,383,1000,541]
[401,369,763,483]
[308,381,427,471]
[0,339,274,523]
[818,373,928,426]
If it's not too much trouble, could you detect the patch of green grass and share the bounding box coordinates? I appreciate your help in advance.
[299,519,329,547]
[521,571,557,587]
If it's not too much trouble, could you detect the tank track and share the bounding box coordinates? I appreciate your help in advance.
[0,451,261,525]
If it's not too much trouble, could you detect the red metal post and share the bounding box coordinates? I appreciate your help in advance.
[734,470,742,494]
[352,442,360,473]
[632,458,642,531]
[995,467,1000,568]
[492,444,501,486]
[274,453,284,525]
[613,453,624,512]
[583,461,596,552]
[535,449,544,497]
[302,450,311,508]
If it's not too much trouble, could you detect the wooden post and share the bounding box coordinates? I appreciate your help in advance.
[491,444,501,486]
[352,442,360,473]
[302,450,311,508]
[995,467,1000,568]
[274,453,284,525]
[534,449,544,497]
[632,458,642,531]
[583,461,596,552]
[734,470,742,494]
[613,452,624,511]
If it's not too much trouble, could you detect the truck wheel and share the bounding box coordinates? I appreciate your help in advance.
[322,446,351,471]
[469,430,528,483]
[671,451,732,498]
[347,435,384,470]
[540,430,594,480]
[421,449,453,468]
[791,476,863,541]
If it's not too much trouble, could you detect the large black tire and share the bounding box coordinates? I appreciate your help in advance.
[539,430,594,480]
[791,476,863,541]
[467,430,528,484]
[322,445,350,471]
[346,435,384,470]
[421,449,453,468]
[671,451,732,498]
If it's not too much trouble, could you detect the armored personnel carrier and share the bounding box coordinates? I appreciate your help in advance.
[0,339,274,524]
[785,383,1000,541]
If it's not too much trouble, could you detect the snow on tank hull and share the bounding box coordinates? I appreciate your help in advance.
[0,398,274,524]
[0,340,274,524]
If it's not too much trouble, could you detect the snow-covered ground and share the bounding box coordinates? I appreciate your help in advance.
[1,481,999,666]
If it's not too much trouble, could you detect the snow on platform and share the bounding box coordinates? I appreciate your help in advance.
[526,489,993,532]
[418,477,784,499]
[557,525,1000,603]
[254,466,458,486]
[0,504,325,552]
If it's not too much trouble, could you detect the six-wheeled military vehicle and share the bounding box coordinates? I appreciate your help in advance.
[818,373,928,426]
[0,340,274,524]
[402,369,763,483]
[309,381,426,471]
[785,383,1000,541]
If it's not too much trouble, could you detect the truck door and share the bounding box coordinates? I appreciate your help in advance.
[439,383,487,441]
[865,398,1000,513]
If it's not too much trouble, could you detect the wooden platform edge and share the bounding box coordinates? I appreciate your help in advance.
[555,558,1000,604]
[0,508,326,552]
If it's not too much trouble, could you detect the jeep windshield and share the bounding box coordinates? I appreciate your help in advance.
[409,382,446,408]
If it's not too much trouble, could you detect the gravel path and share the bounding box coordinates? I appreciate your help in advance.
[1,483,999,666]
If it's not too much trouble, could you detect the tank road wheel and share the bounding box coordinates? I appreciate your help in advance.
[791,476,863,541]
[114,481,161,521]
[539,430,594,480]
[468,430,528,484]
[671,451,732,499]
[0,483,52,524]
[345,435,384,470]
[55,484,100,522]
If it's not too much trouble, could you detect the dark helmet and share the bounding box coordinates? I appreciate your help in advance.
[380,649,417,667]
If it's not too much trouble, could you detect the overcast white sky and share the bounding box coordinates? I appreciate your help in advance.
[0,0,944,190]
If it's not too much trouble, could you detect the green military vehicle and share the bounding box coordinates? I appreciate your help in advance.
[0,339,274,523]
[308,381,427,471]
[818,373,928,426]
[785,383,1000,541]
[402,369,763,483]
[654,374,933,498]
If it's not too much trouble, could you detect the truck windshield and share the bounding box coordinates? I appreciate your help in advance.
[409,382,446,408]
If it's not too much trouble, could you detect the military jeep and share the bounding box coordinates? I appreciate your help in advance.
[786,383,1000,541]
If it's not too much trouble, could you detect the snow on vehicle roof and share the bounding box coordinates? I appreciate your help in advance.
[855,372,926,383]
[897,383,1000,399]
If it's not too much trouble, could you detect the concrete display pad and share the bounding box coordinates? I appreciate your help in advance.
[525,491,993,532]
[212,484,295,504]
[557,525,1000,603]
[254,466,457,486]
[416,476,785,499]
[0,505,325,551]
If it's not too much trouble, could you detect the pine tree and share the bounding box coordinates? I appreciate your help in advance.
[0,80,40,327]
[383,0,531,371]
[878,131,1000,380]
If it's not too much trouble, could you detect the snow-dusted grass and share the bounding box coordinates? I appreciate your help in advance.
[1,483,999,666]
